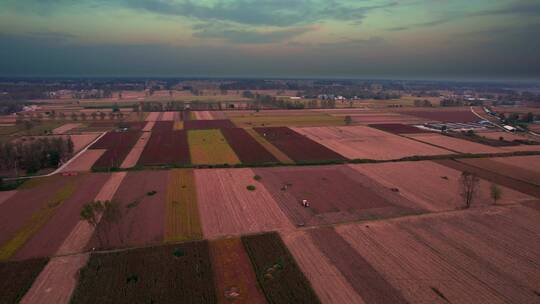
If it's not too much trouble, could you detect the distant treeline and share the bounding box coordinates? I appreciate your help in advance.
[0,137,74,174]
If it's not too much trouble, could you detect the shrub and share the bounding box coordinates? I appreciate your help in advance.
[246,185,256,191]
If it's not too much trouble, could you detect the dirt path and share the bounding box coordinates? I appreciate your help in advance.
[120,132,151,168]
[142,120,155,131]
[20,253,89,304]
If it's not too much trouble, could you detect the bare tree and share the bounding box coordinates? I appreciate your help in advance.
[80,201,105,247]
[460,171,480,209]
[490,184,502,205]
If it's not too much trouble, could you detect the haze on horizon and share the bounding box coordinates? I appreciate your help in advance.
[0,0,539,81]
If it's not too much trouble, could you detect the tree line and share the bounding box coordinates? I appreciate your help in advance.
[0,136,74,174]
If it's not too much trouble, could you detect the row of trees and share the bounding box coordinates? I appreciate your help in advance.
[19,111,126,121]
[0,136,74,174]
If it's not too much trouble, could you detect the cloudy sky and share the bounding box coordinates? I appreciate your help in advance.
[0,0,539,80]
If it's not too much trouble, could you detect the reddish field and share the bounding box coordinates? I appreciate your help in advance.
[0,258,49,304]
[351,161,534,212]
[254,165,422,227]
[20,254,90,304]
[194,111,214,120]
[62,149,105,172]
[138,130,190,166]
[52,123,81,134]
[403,109,479,123]
[70,242,216,303]
[145,112,160,122]
[209,238,266,304]
[87,171,167,250]
[142,121,155,131]
[255,127,346,162]
[152,121,174,132]
[406,133,503,154]
[293,126,451,160]
[492,155,540,176]
[0,176,69,249]
[14,173,110,260]
[195,168,293,239]
[90,131,142,169]
[160,112,175,121]
[436,159,540,198]
[335,204,540,303]
[368,123,430,134]
[281,231,364,304]
[310,227,408,304]
[221,128,278,164]
[184,119,236,129]
[120,132,150,168]
[459,158,540,187]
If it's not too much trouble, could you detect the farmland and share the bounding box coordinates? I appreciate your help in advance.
[405,133,504,154]
[0,258,48,304]
[165,170,202,242]
[184,119,235,129]
[242,232,321,304]
[188,129,240,165]
[255,127,346,162]
[89,131,142,169]
[228,112,344,127]
[195,168,292,238]
[71,241,216,303]
[221,128,278,164]
[293,126,451,160]
[254,165,422,227]
[138,130,190,166]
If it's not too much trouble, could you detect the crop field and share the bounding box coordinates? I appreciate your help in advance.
[309,227,409,304]
[142,120,155,131]
[14,173,109,260]
[62,149,105,172]
[0,258,48,304]
[194,111,214,120]
[492,155,540,176]
[331,204,540,303]
[188,129,240,165]
[405,133,504,154]
[52,123,81,134]
[242,232,321,304]
[138,130,190,166]
[368,123,430,134]
[255,127,346,162]
[120,132,150,168]
[165,170,202,242]
[20,254,89,304]
[244,128,294,164]
[152,121,174,132]
[332,112,426,124]
[184,119,236,130]
[254,165,422,227]
[435,159,540,198]
[89,131,142,169]
[71,241,216,303]
[400,109,480,123]
[351,161,534,212]
[229,112,344,128]
[293,126,451,160]
[281,231,365,304]
[88,171,167,250]
[160,111,175,121]
[221,128,278,164]
[144,112,161,121]
[56,172,126,256]
[0,175,71,260]
[458,158,540,187]
[209,238,266,303]
[195,168,292,239]
[476,131,536,142]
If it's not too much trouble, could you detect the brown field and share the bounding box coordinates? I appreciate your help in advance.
[492,155,540,176]
[56,172,126,255]
[398,108,479,123]
[188,129,240,165]
[165,170,203,242]
[209,238,266,304]
[406,133,503,154]
[334,112,426,125]
[88,171,167,250]
[228,111,344,127]
[194,111,214,120]
[160,111,175,121]
[254,165,422,227]
[0,190,17,206]
[142,121,155,131]
[20,254,89,304]
[61,149,105,172]
[14,173,110,260]
[120,132,150,168]
[52,123,81,134]
[335,204,540,303]
[195,168,293,239]
[350,161,535,212]
[459,158,540,187]
[294,126,451,160]
[476,131,534,142]
[499,144,540,152]
[145,112,160,122]
[281,230,365,304]
[244,128,294,163]
[69,133,101,152]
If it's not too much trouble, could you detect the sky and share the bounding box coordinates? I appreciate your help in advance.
[0,0,539,80]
